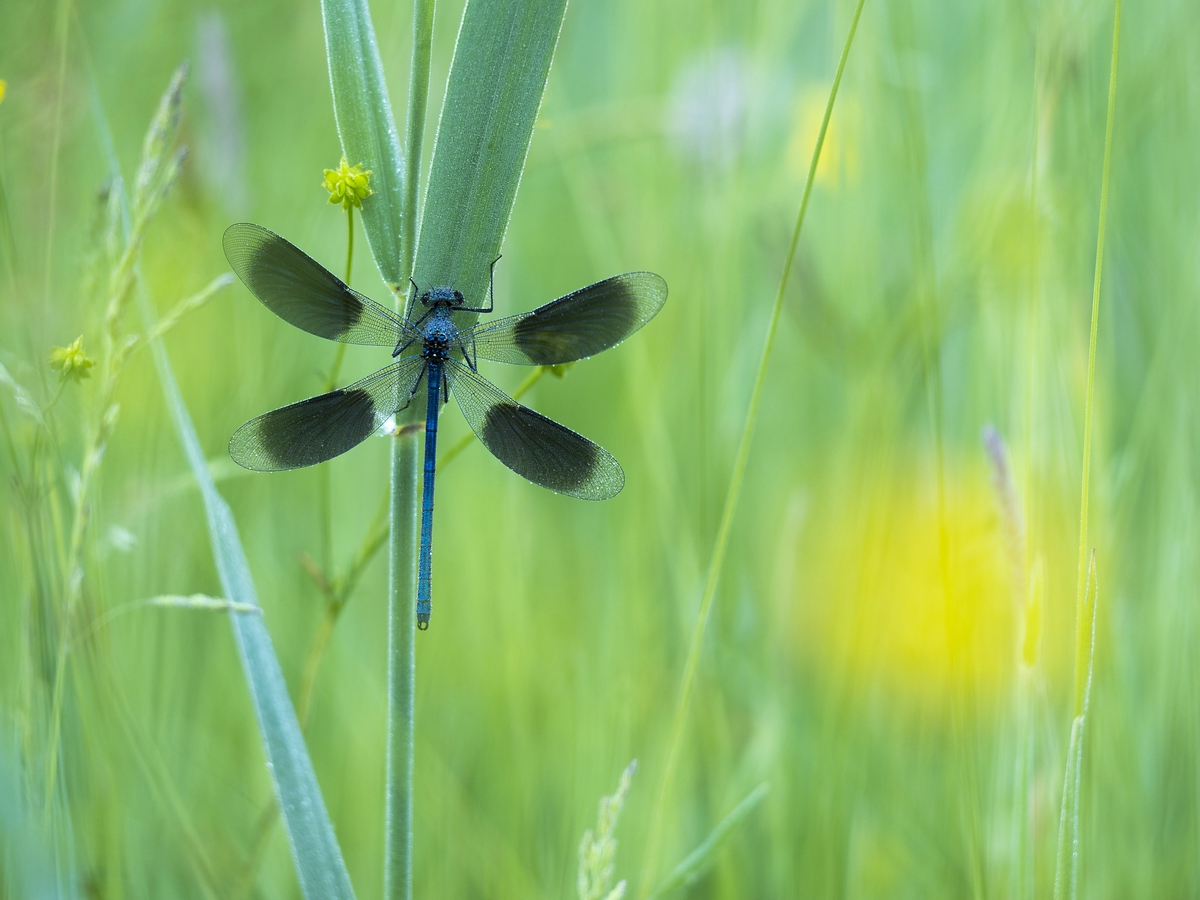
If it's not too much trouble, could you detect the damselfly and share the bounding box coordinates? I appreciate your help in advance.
[223,223,667,629]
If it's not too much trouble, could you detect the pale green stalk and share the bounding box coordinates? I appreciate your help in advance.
[1053,2,1121,896]
[42,0,70,318]
[384,0,566,889]
[1071,0,1120,723]
[385,429,420,900]
[1017,10,1043,896]
[1054,556,1099,900]
[645,784,769,900]
[384,3,435,897]
[636,1,866,891]
[403,0,435,287]
[298,496,389,726]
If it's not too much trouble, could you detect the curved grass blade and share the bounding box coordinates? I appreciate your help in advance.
[321,0,406,286]
[142,308,358,900]
[412,0,569,317]
[1054,0,1121,894]
[88,73,358,900]
[645,784,769,899]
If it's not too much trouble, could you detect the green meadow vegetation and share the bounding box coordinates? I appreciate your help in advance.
[1,0,1197,897]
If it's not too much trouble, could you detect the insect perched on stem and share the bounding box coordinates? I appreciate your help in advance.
[222,223,667,629]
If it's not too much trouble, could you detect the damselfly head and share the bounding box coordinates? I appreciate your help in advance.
[420,286,465,309]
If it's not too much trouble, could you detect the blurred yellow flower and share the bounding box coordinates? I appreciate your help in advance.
[49,336,95,383]
[787,86,859,189]
[322,156,373,211]
[0,80,7,105]
[791,450,1067,707]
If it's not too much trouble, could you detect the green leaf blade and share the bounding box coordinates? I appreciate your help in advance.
[414,0,568,309]
[646,783,769,899]
[89,68,357,900]
[146,332,358,900]
[322,0,406,287]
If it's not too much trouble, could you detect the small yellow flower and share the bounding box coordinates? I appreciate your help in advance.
[322,156,373,211]
[0,80,7,105]
[49,336,95,383]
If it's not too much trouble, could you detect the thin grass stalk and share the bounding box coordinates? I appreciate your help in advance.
[636,1,866,891]
[403,0,435,284]
[1053,0,1121,894]
[1015,660,1036,898]
[385,430,420,900]
[984,424,1038,898]
[298,496,389,726]
[1071,0,1120,719]
[1017,12,1043,895]
[1054,555,1099,900]
[644,783,769,900]
[42,0,70,318]
[1071,566,1099,899]
[385,3,435,897]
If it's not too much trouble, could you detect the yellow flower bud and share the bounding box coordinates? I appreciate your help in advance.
[49,336,95,383]
[322,156,373,211]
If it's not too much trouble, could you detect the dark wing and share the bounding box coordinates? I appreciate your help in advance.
[445,358,624,500]
[223,223,416,346]
[463,272,667,365]
[230,356,426,471]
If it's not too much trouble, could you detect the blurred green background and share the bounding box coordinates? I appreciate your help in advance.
[2,0,1198,896]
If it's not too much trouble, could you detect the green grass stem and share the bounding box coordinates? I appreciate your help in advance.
[384,3,435,896]
[42,0,70,319]
[645,784,769,900]
[1071,0,1120,721]
[636,2,866,891]
[1015,9,1046,898]
[402,0,435,286]
[1054,555,1099,900]
[1053,1,1121,895]
[385,430,420,900]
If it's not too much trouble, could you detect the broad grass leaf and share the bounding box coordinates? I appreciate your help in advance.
[413,0,569,312]
[322,0,406,287]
